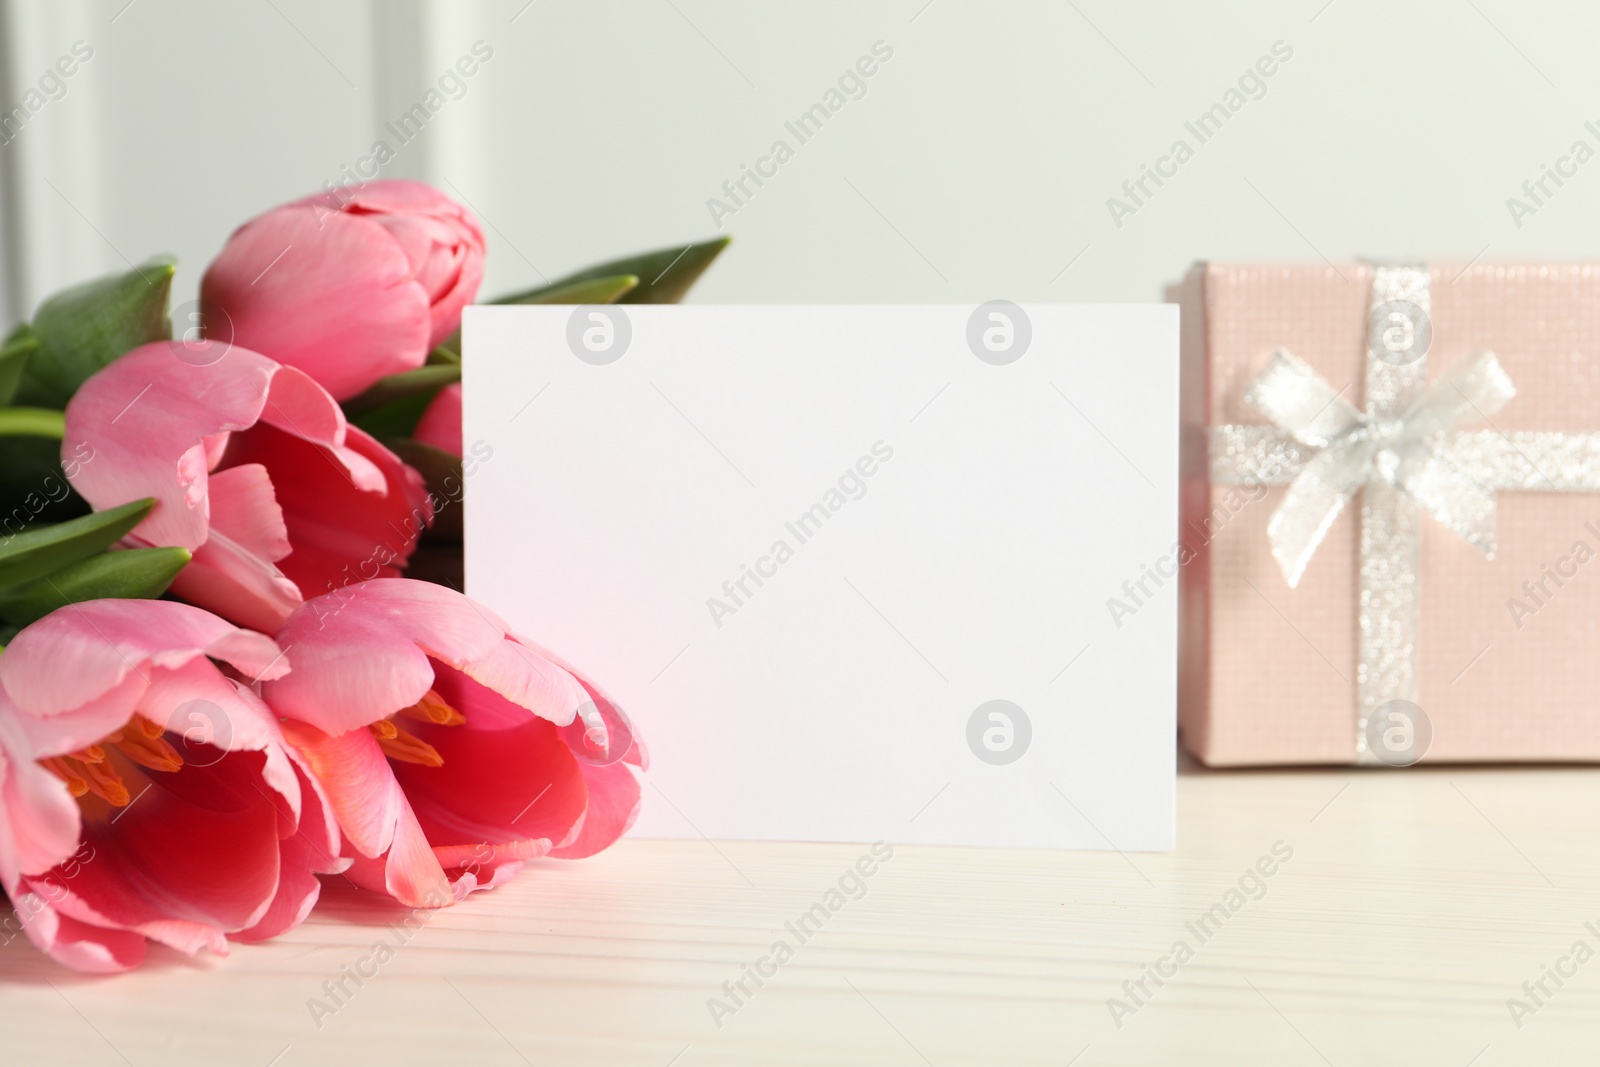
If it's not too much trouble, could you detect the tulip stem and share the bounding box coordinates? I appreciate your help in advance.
[0,407,64,440]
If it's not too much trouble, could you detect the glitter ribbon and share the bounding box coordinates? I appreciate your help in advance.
[1208,265,1600,762]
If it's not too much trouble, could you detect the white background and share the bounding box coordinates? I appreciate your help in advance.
[1,0,1594,325]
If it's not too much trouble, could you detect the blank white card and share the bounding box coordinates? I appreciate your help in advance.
[464,304,1176,850]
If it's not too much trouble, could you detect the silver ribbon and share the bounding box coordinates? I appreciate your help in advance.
[1208,265,1600,762]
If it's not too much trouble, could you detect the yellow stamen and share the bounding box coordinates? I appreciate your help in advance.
[396,689,466,727]
[80,758,131,807]
[42,758,89,798]
[371,720,444,767]
[37,716,186,809]
[116,730,184,773]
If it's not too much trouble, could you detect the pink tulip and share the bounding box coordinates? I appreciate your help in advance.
[413,382,462,457]
[0,600,345,972]
[200,180,485,400]
[64,340,431,633]
[261,579,643,907]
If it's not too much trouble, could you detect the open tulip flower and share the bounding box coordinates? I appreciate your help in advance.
[0,600,345,973]
[200,179,485,400]
[261,579,644,908]
[64,340,431,634]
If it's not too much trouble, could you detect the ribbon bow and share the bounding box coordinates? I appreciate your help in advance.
[1249,348,1514,587]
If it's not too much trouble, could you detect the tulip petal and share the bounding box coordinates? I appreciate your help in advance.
[30,749,284,944]
[371,213,462,302]
[32,876,230,960]
[221,423,429,603]
[249,366,388,494]
[456,638,588,729]
[433,839,548,901]
[167,529,304,635]
[381,796,454,908]
[516,635,645,767]
[64,342,388,560]
[413,382,462,457]
[548,760,643,860]
[137,659,302,817]
[204,463,291,561]
[0,716,81,875]
[0,599,286,754]
[325,179,474,217]
[268,579,508,732]
[555,668,638,768]
[201,204,431,400]
[64,342,279,550]
[309,180,484,348]
[11,888,147,973]
[278,720,402,861]
[392,665,589,851]
[236,757,348,943]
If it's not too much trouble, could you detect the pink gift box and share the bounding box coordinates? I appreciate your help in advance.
[1176,262,1600,766]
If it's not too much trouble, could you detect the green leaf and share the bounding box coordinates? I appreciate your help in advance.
[385,438,463,541]
[0,437,88,526]
[0,497,154,589]
[22,259,176,406]
[352,390,436,439]
[0,545,190,626]
[439,241,726,360]
[489,237,728,306]
[432,274,641,359]
[434,334,463,361]
[343,363,461,417]
[492,273,640,307]
[0,407,64,439]
[0,326,39,407]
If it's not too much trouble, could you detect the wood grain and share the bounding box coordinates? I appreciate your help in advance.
[3,761,1595,1065]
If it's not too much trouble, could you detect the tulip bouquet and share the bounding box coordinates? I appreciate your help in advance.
[0,180,724,972]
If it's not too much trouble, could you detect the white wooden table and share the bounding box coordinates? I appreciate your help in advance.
[4,758,1595,1065]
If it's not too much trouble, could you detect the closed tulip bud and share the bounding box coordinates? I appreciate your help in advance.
[200,180,485,400]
